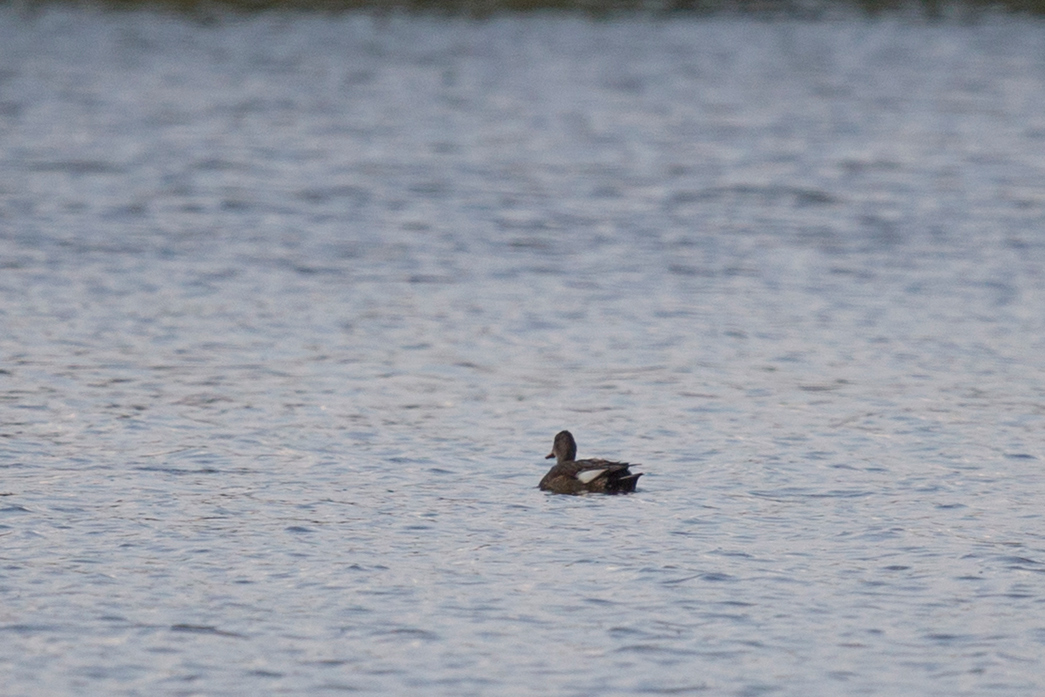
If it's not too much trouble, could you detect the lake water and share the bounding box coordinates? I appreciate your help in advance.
[3,7,1045,695]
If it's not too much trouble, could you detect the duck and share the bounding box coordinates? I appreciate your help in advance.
[538,430,643,495]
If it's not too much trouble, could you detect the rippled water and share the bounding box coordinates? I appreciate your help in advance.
[3,8,1045,695]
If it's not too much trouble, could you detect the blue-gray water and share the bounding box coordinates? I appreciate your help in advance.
[3,9,1045,695]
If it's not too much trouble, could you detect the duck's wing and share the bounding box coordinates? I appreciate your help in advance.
[569,458,632,484]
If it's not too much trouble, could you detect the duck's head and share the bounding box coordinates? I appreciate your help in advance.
[546,430,577,463]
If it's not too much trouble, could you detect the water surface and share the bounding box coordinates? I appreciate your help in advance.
[2,10,1045,695]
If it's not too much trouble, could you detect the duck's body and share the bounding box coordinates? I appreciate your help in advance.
[539,430,642,495]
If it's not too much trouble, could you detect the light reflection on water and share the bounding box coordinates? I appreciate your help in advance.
[2,8,1045,695]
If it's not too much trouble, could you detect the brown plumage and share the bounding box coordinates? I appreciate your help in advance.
[538,430,643,495]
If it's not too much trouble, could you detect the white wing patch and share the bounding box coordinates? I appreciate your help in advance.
[575,469,606,484]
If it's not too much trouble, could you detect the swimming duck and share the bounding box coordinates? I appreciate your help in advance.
[539,430,643,494]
